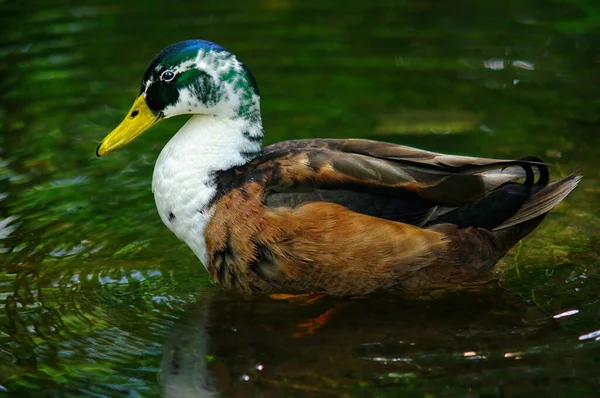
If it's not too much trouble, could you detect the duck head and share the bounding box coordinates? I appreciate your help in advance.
[96,40,260,156]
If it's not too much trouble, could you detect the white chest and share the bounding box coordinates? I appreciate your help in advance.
[151,115,262,269]
[153,151,216,267]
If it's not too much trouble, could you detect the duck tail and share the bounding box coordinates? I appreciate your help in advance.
[493,173,581,231]
[426,173,580,283]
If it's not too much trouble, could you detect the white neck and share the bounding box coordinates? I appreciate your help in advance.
[152,114,262,266]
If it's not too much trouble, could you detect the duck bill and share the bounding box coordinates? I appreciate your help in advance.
[96,95,161,157]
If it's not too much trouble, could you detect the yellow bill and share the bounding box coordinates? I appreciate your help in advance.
[96,95,161,157]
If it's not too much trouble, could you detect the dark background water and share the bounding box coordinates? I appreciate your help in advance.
[1,0,600,396]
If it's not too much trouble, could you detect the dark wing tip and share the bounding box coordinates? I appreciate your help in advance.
[518,156,550,187]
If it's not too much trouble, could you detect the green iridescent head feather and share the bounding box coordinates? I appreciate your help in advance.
[140,40,260,119]
[97,39,262,156]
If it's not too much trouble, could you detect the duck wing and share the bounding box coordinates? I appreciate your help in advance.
[257,138,547,229]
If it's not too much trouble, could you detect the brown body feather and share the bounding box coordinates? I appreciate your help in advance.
[205,139,580,295]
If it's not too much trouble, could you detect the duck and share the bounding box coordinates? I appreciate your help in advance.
[96,40,580,296]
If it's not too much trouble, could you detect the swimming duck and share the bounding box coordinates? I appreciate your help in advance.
[97,40,580,296]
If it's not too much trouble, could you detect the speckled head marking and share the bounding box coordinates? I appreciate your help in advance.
[97,39,263,156]
[140,40,260,120]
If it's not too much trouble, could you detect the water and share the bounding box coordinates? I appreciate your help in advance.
[1,0,599,396]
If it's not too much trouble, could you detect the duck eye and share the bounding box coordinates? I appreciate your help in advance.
[160,70,175,82]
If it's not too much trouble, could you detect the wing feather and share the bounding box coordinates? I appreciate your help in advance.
[260,138,542,207]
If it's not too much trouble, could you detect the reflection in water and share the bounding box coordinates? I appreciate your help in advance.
[159,288,600,397]
[161,292,217,398]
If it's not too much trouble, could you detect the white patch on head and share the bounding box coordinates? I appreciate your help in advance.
[150,49,257,120]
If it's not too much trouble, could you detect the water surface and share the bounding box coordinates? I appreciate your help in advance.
[1,0,599,396]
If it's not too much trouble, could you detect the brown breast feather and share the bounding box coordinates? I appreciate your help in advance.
[205,185,449,295]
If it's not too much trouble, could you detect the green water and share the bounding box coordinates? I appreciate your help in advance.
[1,0,600,396]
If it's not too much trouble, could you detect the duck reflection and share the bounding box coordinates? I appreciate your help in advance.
[160,286,549,397]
